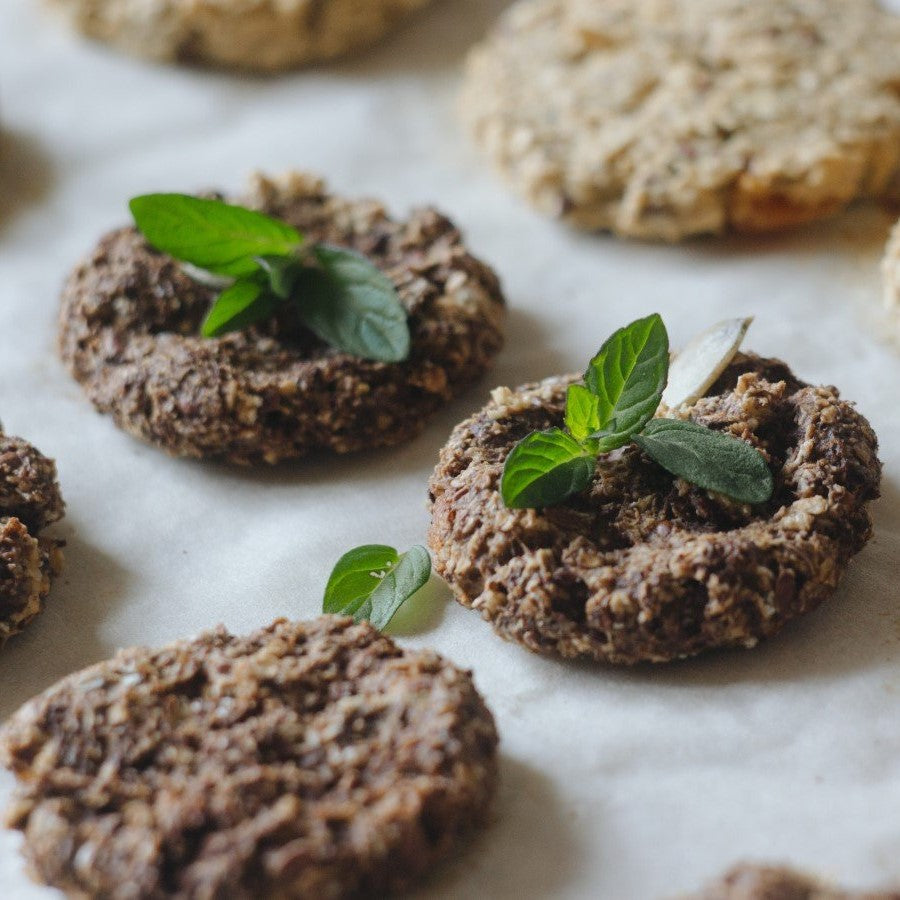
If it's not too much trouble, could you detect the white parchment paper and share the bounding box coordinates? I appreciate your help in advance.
[0,2,898,897]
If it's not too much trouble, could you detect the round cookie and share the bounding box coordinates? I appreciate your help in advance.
[460,0,900,241]
[59,172,506,465]
[428,353,881,664]
[684,864,900,899]
[0,425,64,646]
[0,616,499,898]
[44,0,432,72]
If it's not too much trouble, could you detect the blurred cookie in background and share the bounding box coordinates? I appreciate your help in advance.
[461,0,900,241]
[43,0,433,72]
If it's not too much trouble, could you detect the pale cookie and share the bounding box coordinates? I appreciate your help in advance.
[461,0,900,241]
[44,0,432,72]
[0,616,499,898]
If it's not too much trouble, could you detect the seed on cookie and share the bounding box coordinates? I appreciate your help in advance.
[682,863,900,899]
[58,171,506,465]
[0,425,65,646]
[428,344,881,665]
[0,616,499,898]
[461,0,900,241]
[44,0,433,72]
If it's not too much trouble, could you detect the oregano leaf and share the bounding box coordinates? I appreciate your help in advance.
[294,245,410,363]
[323,544,431,630]
[633,418,774,504]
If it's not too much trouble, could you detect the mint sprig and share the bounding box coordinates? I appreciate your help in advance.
[501,315,775,508]
[323,544,431,631]
[130,194,411,363]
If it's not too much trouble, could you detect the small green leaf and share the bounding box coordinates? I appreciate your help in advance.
[323,544,431,630]
[201,279,277,338]
[501,428,596,509]
[565,384,601,442]
[130,194,302,277]
[323,544,400,618]
[585,313,669,452]
[633,419,774,504]
[362,546,432,631]
[294,244,410,363]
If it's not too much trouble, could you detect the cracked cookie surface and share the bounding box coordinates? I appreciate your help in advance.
[428,354,881,664]
[44,0,432,72]
[0,616,499,899]
[461,0,900,240]
[59,171,506,465]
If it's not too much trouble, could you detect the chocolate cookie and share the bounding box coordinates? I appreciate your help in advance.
[0,616,499,898]
[44,0,432,72]
[684,864,900,899]
[460,0,900,240]
[59,172,506,464]
[428,354,881,664]
[0,425,64,646]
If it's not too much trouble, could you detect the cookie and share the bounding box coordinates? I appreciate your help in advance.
[428,353,881,664]
[684,864,900,899]
[44,0,432,72]
[0,425,64,646]
[59,171,506,465]
[0,616,499,898]
[460,0,900,241]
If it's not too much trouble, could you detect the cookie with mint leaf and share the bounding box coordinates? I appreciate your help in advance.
[59,172,505,464]
[428,331,880,664]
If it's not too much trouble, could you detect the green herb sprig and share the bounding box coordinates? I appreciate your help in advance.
[323,544,431,631]
[130,194,410,363]
[501,314,775,509]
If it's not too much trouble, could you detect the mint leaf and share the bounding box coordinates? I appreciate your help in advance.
[565,384,601,442]
[130,194,302,278]
[323,544,431,630]
[585,313,669,451]
[294,245,410,363]
[501,428,595,509]
[634,419,774,504]
[201,279,277,338]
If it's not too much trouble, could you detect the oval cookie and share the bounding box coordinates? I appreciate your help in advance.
[0,616,499,898]
[461,0,900,240]
[58,172,506,464]
[428,354,881,664]
[45,0,433,72]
